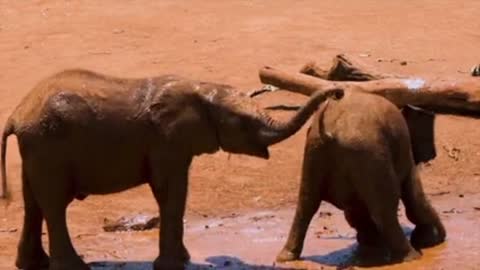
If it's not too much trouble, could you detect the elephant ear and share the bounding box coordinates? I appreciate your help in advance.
[148,93,219,155]
[401,105,436,164]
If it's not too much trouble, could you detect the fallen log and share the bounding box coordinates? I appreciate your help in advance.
[258,54,402,110]
[252,54,394,107]
[103,214,160,232]
[300,54,399,81]
[259,66,480,117]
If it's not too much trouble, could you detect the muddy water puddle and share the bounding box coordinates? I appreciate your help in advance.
[65,194,480,270]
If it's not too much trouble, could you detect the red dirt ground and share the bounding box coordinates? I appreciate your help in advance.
[1,1,480,269]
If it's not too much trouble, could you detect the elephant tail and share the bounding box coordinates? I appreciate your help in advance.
[1,117,15,201]
[318,99,336,142]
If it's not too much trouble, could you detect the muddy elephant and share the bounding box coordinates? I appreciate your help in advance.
[269,90,446,265]
[0,69,343,270]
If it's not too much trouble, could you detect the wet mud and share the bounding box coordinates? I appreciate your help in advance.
[4,194,471,270]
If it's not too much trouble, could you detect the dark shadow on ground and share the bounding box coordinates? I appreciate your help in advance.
[89,256,296,269]
[304,225,414,269]
[89,261,151,270]
[202,256,297,269]
[303,243,357,269]
[89,226,414,269]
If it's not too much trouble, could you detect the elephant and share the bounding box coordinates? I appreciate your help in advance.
[269,90,446,266]
[0,69,344,270]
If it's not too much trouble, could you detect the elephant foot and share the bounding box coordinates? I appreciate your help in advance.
[390,247,422,264]
[411,224,446,249]
[15,248,50,270]
[49,257,90,270]
[353,244,390,267]
[276,248,300,262]
[401,248,422,262]
[180,244,191,262]
[154,256,186,270]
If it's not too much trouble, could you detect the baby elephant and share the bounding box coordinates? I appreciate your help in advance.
[1,69,343,270]
[276,91,446,265]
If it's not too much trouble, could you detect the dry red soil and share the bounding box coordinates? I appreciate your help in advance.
[1,1,480,269]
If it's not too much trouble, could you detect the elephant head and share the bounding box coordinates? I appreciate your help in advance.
[202,84,343,158]
[401,105,436,164]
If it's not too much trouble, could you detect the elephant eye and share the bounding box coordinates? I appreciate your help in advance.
[217,114,239,130]
[223,114,241,125]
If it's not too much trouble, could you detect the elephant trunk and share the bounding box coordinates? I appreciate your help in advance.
[257,88,343,146]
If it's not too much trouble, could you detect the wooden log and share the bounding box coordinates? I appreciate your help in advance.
[252,54,394,98]
[300,54,399,81]
[258,54,393,110]
[298,61,330,79]
[259,55,407,111]
[259,66,480,117]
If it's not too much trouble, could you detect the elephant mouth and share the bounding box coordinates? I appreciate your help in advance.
[224,144,270,159]
[255,147,270,159]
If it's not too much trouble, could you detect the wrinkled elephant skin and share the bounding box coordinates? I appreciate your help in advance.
[0,69,343,270]
[277,91,445,266]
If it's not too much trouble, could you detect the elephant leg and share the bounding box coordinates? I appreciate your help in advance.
[27,165,88,270]
[344,207,388,266]
[402,167,446,249]
[368,205,420,263]
[361,166,420,263]
[15,168,49,270]
[344,207,383,248]
[44,207,88,270]
[277,143,324,262]
[150,157,192,270]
